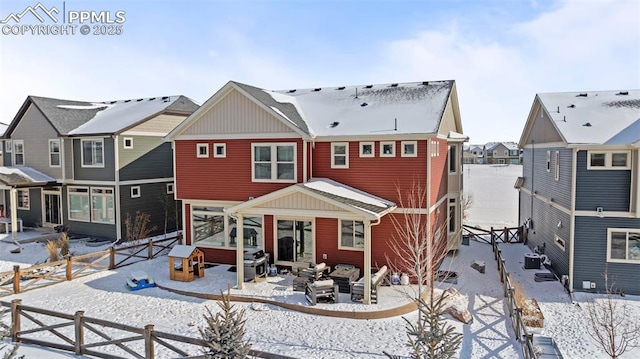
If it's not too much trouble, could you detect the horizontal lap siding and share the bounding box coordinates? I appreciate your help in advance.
[14,188,42,227]
[575,150,631,212]
[315,217,364,269]
[521,147,572,209]
[432,139,448,205]
[119,182,180,240]
[119,138,173,181]
[61,186,117,240]
[175,139,303,201]
[573,216,640,294]
[73,138,116,181]
[311,141,428,204]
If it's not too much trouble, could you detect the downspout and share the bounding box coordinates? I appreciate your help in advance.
[310,140,314,179]
[235,213,244,290]
[364,217,382,304]
[114,135,122,242]
[303,139,307,182]
[568,147,578,293]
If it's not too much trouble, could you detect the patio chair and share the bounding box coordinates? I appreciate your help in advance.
[298,262,330,281]
[305,279,339,305]
[350,265,388,304]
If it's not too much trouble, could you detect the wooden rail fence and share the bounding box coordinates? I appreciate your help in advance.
[3,299,295,359]
[462,225,524,244]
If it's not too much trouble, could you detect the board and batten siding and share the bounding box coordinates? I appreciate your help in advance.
[72,138,116,182]
[575,150,631,212]
[119,182,181,240]
[61,186,117,240]
[521,147,572,209]
[573,216,640,294]
[519,191,571,278]
[9,104,63,179]
[118,136,173,181]
[181,88,295,136]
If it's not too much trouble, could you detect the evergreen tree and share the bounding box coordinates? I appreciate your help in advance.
[199,289,251,359]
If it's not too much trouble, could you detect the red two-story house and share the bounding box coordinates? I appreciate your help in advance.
[166,80,465,303]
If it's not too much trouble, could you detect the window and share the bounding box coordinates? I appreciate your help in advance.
[448,145,457,173]
[430,140,440,157]
[192,206,263,248]
[331,142,349,168]
[339,220,364,250]
[554,151,560,181]
[401,141,417,157]
[252,143,296,182]
[166,183,174,194]
[555,235,566,251]
[131,186,141,198]
[196,143,209,158]
[380,142,395,157]
[81,139,104,167]
[123,137,133,149]
[49,139,61,167]
[17,189,29,210]
[91,188,114,224]
[359,142,374,157]
[213,143,226,158]
[5,140,11,153]
[448,198,456,233]
[68,187,90,222]
[607,229,640,263]
[13,140,24,166]
[546,151,551,172]
[588,151,631,169]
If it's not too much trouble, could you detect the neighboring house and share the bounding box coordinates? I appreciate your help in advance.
[484,141,521,164]
[166,80,466,301]
[517,89,640,294]
[1,95,199,240]
[464,144,484,164]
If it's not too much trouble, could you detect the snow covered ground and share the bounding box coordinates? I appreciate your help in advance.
[0,164,638,358]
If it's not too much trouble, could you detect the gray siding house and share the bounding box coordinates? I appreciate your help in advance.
[484,142,521,164]
[1,95,198,241]
[518,89,640,294]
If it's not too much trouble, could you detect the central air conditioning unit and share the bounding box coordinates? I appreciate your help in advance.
[524,253,541,269]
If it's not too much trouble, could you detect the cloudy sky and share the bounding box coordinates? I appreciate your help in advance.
[0,0,638,144]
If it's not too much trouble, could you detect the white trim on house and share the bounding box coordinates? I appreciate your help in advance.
[196,143,209,158]
[174,133,303,141]
[574,210,636,218]
[429,194,448,214]
[48,139,61,167]
[123,137,134,149]
[80,138,105,168]
[586,150,631,170]
[331,142,349,168]
[166,183,174,194]
[338,219,365,251]
[272,217,316,265]
[359,142,374,158]
[213,143,226,158]
[554,235,566,252]
[606,228,640,264]
[401,141,417,157]
[519,187,572,215]
[13,140,24,166]
[554,151,560,181]
[119,177,174,186]
[67,186,90,223]
[131,186,141,198]
[380,141,395,157]
[522,142,567,149]
[16,188,29,210]
[251,142,297,183]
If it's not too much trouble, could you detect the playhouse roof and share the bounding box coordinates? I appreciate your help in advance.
[168,245,200,258]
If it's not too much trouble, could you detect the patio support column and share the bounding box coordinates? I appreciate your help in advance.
[236,214,244,290]
[364,220,372,304]
[10,188,18,245]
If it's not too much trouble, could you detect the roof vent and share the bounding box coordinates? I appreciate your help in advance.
[330,121,339,128]
[421,81,429,86]
[109,101,117,104]
[583,122,592,127]
[136,99,144,102]
[313,88,321,92]
[124,99,131,103]
[161,96,169,100]
[577,93,588,97]
[149,98,156,101]
[337,86,345,90]
[365,85,373,89]
[390,83,398,87]
[360,102,368,107]
[568,104,575,108]
[287,89,296,93]
[617,91,629,95]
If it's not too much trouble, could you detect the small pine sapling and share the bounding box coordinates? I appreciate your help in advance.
[199,287,251,358]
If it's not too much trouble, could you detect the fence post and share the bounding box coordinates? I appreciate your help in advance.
[515,307,522,340]
[74,310,84,355]
[525,333,534,358]
[109,246,115,270]
[144,324,154,359]
[11,299,20,342]
[148,238,153,259]
[13,265,20,294]
[503,227,508,243]
[496,249,502,271]
[66,255,73,281]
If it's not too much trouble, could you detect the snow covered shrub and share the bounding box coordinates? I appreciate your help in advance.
[199,288,251,358]
[57,233,69,257]
[513,283,543,328]
[45,240,59,263]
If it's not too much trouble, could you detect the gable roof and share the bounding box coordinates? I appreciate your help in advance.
[5,95,198,137]
[521,89,640,146]
[0,166,56,188]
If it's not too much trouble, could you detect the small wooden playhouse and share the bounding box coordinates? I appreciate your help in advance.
[168,245,205,282]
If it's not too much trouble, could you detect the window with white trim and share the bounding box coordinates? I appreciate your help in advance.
[91,187,115,224]
[588,151,630,170]
[213,143,226,158]
[68,187,90,222]
[191,206,263,248]
[49,139,61,167]
[402,141,417,157]
[17,189,29,210]
[448,145,457,173]
[359,142,374,157]
[331,142,349,168]
[380,142,395,157]
[196,143,209,158]
[5,140,11,153]
[13,140,24,166]
[554,151,560,181]
[252,143,296,182]
[166,183,174,194]
[123,137,133,149]
[430,140,440,157]
[607,229,640,263]
[131,186,141,198]
[339,219,364,250]
[555,235,566,251]
[81,139,104,167]
[448,198,456,233]
[546,150,551,172]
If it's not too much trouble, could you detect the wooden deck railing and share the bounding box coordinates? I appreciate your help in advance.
[3,299,295,359]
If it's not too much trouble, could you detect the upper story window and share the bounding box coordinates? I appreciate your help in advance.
[546,151,551,172]
[49,139,61,167]
[588,150,630,170]
[5,140,11,153]
[401,141,417,157]
[214,143,226,158]
[331,142,349,168]
[196,143,209,158]
[430,140,440,157]
[554,151,560,181]
[166,183,174,194]
[359,142,374,158]
[380,141,395,157]
[123,137,133,149]
[13,140,24,166]
[252,143,296,182]
[448,145,457,173]
[607,228,640,263]
[81,139,104,168]
[448,197,457,233]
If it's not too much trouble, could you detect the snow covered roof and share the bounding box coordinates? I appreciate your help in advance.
[168,245,200,258]
[10,95,198,137]
[300,178,396,216]
[537,90,640,145]
[485,142,518,151]
[239,80,454,137]
[0,166,55,187]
